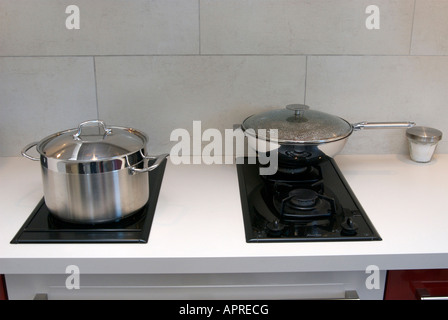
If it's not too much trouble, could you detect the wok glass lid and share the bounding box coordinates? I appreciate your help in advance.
[37,120,148,161]
[242,104,353,144]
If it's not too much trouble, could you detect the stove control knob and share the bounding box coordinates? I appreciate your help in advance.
[341,217,358,236]
[267,220,285,237]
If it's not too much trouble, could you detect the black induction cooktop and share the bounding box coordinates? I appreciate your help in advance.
[11,159,167,244]
[237,156,381,242]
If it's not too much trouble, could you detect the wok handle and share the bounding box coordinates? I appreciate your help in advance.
[353,121,416,131]
[129,153,169,173]
[21,142,40,161]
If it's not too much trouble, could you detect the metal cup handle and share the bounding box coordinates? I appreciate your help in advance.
[21,142,40,161]
[129,153,169,173]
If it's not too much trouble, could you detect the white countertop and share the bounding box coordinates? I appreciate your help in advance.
[1,154,448,275]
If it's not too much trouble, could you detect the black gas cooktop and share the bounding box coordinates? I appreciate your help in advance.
[11,159,167,244]
[237,157,381,242]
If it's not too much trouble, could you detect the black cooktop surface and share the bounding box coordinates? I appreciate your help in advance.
[11,159,167,244]
[237,157,381,242]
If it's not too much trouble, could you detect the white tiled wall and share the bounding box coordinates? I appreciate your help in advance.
[95,55,306,153]
[411,0,448,55]
[306,55,448,154]
[200,0,414,55]
[1,0,447,156]
[0,0,199,55]
[0,57,97,156]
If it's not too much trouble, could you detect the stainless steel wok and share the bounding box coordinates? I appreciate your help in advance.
[241,104,415,165]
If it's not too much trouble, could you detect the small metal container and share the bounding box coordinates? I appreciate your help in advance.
[406,126,443,163]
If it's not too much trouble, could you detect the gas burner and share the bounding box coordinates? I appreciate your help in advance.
[261,165,322,185]
[275,165,313,175]
[237,156,381,242]
[272,187,336,222]
[288,189,319,209]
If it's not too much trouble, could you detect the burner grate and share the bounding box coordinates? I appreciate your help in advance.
[237,157,382,242]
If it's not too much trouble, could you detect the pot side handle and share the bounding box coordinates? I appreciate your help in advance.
[21,142,40,161]
[353,121,416,131]
[129,153,169,173]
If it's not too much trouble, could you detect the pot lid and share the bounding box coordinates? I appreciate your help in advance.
[406,126,443,143]
[37,120,147,161]
[241,104,353,144]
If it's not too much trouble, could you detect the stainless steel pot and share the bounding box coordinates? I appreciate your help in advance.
[22,120,168,224]
[242,104,416,165]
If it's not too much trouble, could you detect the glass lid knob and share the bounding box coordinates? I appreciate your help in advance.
[286,104,310,116]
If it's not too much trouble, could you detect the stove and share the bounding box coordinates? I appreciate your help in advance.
[237,156,381,242]
[11,159,167,244]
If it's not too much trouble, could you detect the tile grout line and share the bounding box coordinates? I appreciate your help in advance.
[409,0,417,55]
[303,56,308,105]
[198,0,201,55]
[2,54,448,58]
[93,56,100,120]
[0,53,448,59]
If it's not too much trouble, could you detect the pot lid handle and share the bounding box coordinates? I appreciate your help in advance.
[286,104,310,116]
[73,120,112,141]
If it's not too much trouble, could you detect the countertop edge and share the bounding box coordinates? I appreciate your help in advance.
[2,252,448,274]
